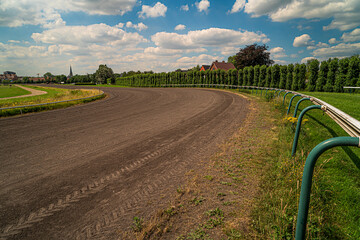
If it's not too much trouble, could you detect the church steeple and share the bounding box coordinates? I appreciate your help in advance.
[68,65,73,78]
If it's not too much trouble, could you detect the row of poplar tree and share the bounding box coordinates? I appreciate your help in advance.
[116,55,360,92]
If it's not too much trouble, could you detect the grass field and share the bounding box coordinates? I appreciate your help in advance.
[251,90,360,239]
[0,85,30,98]
[0,85,104,117]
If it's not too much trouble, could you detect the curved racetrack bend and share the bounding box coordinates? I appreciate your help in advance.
[0,87,250,239]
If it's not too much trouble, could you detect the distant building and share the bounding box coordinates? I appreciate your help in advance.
[200,65,210,71]
[29,77,45,82]
[210,61,236,71]
[2,71,18,80]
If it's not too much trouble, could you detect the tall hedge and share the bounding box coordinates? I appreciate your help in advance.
[243,67,248,86]
[259,65,267,87]
[264,66,271,87]
[286,64,294,90]
[238,69,243,86]
[292,63,300,91]
[334,58,349,92]
[324,58,338,92]
[345,56,360,90]
[299,64,307,90]
[270,64,280,88]
[247,66,254,86]
[316,61,329,92]
[253,65,260,87]
[279,65,287,89]
[307,59,319,92]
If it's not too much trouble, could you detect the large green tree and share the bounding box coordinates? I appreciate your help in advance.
[233,44,274,69]
[44,72,54,82]
[95,64,114,84]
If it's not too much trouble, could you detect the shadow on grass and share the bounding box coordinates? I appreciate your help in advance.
[307,114,360,170]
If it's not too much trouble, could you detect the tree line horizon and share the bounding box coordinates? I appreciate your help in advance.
[8,44,360,92]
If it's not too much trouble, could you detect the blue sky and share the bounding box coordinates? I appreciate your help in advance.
[1,0,360,76]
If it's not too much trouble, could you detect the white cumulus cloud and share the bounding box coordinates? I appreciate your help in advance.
[293,34,315,47]
[244,0,360,31]
[301,57,316,64]
[151,28,269,50]
[196,0,210,13]
[0,0,137,27]
[230,0,246,14]
[270,47,287,58]
[175,24,186,31]
[328,38,338,44]
[31,23,147,47]
[341,28,360,42]
[180,4,189,11]
[126,21,148,31]
[312,42,360,58]
[138,2,167,19]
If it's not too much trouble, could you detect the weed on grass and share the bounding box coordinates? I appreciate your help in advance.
[131,216,143,232]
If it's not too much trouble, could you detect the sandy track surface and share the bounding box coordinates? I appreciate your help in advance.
[0,87,249,239]
[0,85,47,100]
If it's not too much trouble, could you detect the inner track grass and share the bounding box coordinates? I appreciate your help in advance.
[0,85,31,98]
[0,85,104,117]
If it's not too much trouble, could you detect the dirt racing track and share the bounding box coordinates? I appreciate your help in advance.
[0,87,250,239]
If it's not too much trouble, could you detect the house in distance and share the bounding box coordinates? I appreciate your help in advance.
[199,65,210,71]
[199,61,235,72]
[209,60,235,71]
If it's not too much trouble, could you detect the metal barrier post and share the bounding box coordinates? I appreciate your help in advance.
[295,136,360,240]
[278,90,286,97]
[293,98,311,118]
[274,89,279,97]
[287,94,301,115]
[292,105,322,156]
[283,92,292,105]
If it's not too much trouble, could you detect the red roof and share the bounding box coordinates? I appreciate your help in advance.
[210,61,236,71]
[200,65,210,71]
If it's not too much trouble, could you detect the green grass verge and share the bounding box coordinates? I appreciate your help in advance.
[0,85,31,98]
[251,90,360,239]
[0,86,104,117]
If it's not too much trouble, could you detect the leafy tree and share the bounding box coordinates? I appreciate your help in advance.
[307,59,319,91]
[270,64,280,88]
[316,61,329,92]
[324,58,338,92]
[279,65,287,89]
[334,58,349,92]
[44,72,54,82]
[259,65,267,87]
[95,64,114,84]
[23,77,30,83]
[228,55,236,66]
[286,64,294,90]
[234,44,274,69]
